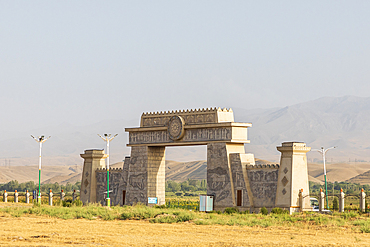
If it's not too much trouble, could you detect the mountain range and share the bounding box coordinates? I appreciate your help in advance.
[1,95,370,175]
[2,159,370,186]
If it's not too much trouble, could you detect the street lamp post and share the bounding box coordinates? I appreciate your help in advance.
[313,146,336,210]
[31,135,51,205]
[98,133,118,207]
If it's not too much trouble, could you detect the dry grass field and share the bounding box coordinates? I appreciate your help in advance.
[1,214,370,246]
[1,203,370,246]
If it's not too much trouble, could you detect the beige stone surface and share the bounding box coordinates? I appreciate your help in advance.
[126,123,251,147]
[276,142,311,213]
[80,149,107,204]
[140,107,235,127]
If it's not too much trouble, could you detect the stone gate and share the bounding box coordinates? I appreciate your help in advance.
[80,107,312,213]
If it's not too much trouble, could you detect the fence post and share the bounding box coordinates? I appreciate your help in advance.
[319,188,325,212]
[299,189,303,212]
[14,190,18,203]
[339,188,345,213]
[72,190,76,201]
[49,189,53,206]
[33,190,37,204]
[360,188,366,213]
[60,189,65,201]
[3,190,7,203]
[26,190,30,204]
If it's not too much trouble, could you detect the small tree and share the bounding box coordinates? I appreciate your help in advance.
[332,197,339,211]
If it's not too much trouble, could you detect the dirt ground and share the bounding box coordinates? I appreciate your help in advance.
[0,215,370,246]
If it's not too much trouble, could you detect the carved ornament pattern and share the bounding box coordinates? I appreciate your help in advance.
[282,176,288,187]
[284,167,288,174]
[168,116,185,140]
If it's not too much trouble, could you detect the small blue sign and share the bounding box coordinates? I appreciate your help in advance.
[148,197,158,204]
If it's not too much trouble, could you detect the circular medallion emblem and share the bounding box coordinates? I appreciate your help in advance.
[168,116,185,140]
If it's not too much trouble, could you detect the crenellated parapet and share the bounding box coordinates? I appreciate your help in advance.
[140,107,234,127]
[246,164,280,169]
[96,167,123,172]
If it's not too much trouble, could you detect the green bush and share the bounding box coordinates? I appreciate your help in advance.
[332,198,339,211]
[150,215,177,224]
[224,207,239,214]
[271,207,288,214]
[72,199,83,207]
[360,225,370,233]
[260,207,268,215]
[341,211,359,219]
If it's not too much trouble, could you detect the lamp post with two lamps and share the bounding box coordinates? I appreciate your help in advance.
[312,146,337,210]
[98,133,118,207]
[31,135,51,204]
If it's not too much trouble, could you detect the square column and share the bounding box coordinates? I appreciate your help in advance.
[80,149,107,204]
[126,146,165,206]
[207,142,245,210]
[275,142,311,214]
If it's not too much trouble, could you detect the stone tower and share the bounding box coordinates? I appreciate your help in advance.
[80,149,107,204]
[275,142,311,213]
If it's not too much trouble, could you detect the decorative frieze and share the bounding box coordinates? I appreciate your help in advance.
[128,127,234,146]
[140,107,234,127]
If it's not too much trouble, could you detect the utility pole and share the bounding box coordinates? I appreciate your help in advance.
[312,146,336,210]
[98,133,118,207]
[31,135,51,205]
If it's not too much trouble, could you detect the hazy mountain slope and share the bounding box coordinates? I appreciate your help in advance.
[307,162,370,183]
[166,160,207,182]
[0,165,82,184]
[346,170,370,185]
[1,96,370,167]
[2,160,370,186]
[234,96,370,162]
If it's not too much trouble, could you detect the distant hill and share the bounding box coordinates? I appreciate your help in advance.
[0,165,82,184]
[1,96,370,165]
[2,160,370,186]
[233,96,370,162]
[346,169,370,185]
[307,162,370,184]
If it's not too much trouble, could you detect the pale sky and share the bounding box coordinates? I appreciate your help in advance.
[1,1,370,134]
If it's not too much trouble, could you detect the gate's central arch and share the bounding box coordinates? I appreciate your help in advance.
[124,108,255,209]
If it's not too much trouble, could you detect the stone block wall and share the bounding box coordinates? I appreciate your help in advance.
[96,167,127,206]
[246,164,279,212]
[229,153,254,210]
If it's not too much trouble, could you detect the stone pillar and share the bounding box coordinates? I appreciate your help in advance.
[49,190,53,206]
[339,188,345,213]
[3,190,7,202]
[360,188,366,213]
[229,152,255,210]
[276,142,311,214]
[319,188,325,212]
[60,190,65,201]
[73,190,77,202]
[299,189,303,212]
[14,190,18,203]
[207,143,246,210]
[80,149,107,204]
[126,146,166,206]
[26,190,30,204]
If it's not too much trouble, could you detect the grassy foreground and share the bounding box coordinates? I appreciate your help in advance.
[1,202,370,234]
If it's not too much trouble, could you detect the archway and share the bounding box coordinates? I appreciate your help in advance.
[124,108,254,210]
